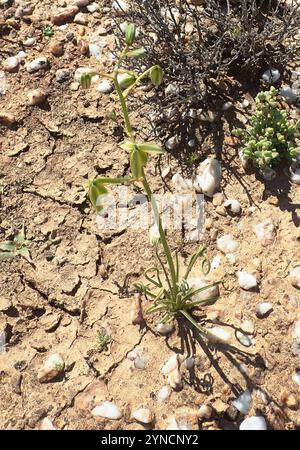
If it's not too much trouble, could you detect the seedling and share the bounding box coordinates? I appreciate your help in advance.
[0,226,31,262]
[97,329,111,353]
[81,24,221,338]
[233,87,300,171]
[42,25,54,37]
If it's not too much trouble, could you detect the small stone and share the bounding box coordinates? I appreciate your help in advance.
[26,57,48,73]
[91,401,122,420]
[168,368,182,390]
[292,370,300,387]
[291,338,300,356]
[216,205,226,216]
[184,357,194,370]
[256,302,273,318]
[165,136,179,150]
[0,111,16,126]
[292,319,300,339]
[86,2,100,12]
[254,218,274,241]
[236,331,252,347]
[157,322,174,335]
[280,390,298,410]
[131,408,154,424]
[40,417,56,430]
[198,404,213,419]
[217,234,238,254]
[74,67,94,82]
[194,157,222,197]
[96,80,113,93]
[212,192,224,206]
[161,354,179,376]
[112,0,130,14]
[78,40,90,55]
[37,353,64,383]
[224,199,241,215]
[55,69,70,83]
[89,44,101,59]
[157,386,170,403]
[188,277,220,303]
[74,0,92,6]
[289,266,300,288]
[49,40,64,57]
[15,4,34,18]
[27,89,47,106]
[241,319,254,334]
[3,56,19,73]
[279,86,298,103]
[51,6,79,25]
[262,68,280,84]
[239,416,267,430]
[74,12,88,25]
[238,271,257,290]
[24,37,35,47]
[130,293,143,325]
[232,389,252,415]
[0,296,11,312]
[290,168,300,185]
[206,327,231,344]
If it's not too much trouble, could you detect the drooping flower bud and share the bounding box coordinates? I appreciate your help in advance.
[150,65,164,87]
[125,23,136,46]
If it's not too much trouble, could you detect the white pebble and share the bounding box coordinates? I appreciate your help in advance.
[262,68,280,84]
[194,157,222,197]
[292,370,300,387]
[166,417,190,430]
[157,322,174,335]
[280,86,298,103]
[131,408,153,424]
[290,266,300,288]
[96,80,113,93]
[188,277,220,303]
[256,302,273,318]
[112,0,130,14]
[40,417,56,430]
[161,354,179,376]
[165,83,179,96]
[224,199,241,214]
[217,234,238,254]
[292,319,300,339]
[26,57,48,73]
[165,136,179,150]
[232,389,252,414]
[157,385,170,403]
[198,404,213,419]
[3,57,19,73]
[290,168,300,185]
[254,218,274,241]
[236,331,252,347]
[24,37,35,47]
[238,271,257,290]
[89,44,101,60]
[27,89,47,106]
[91,401,122,420]
[239,416,267,430]
[241,319,254,334]
[37,353,64,383]
[206,327,231,344]
[168,368,182,390]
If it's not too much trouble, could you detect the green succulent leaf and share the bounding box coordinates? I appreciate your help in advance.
[0,251,15,261]
[126,48,146,59]
[0,241,15,252]
[137,143,165,154]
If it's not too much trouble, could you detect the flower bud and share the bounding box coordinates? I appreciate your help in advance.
[88,180,108,212]
[150,65,163,87]
[117,73,136,90]
[125,23,136,46]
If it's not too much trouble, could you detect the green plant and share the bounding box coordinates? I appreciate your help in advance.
[81,24,221,338]
[0,226,31,262]
[97,329,111,353]
[233,87,300,171]
[42,25,54,37]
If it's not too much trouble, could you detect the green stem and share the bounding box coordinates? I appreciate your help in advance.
[123,65,157,99]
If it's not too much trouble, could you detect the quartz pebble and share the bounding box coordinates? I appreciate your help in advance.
[157,386,170,403]
[217,234,238,254]
[157,322,174,335]
[3,57,19,73]
[256,302,273,318]
[131,408,153,424]
[224,199,241,215]
[96,80,113,94]
[290,266,300,288]
[241,319,254,334]
[254,218,274,241]
[239,416,267,430]
[184,357,194,370]
[238,271,257,290]
[236,331,252,347]
[194,157,222,197]
[92,401,122,420]
[24,37,35,47]
[27,89,47,106]
[188,277,220,303]
[206,327,231,344]
[40,417,56,430]
[51,6,79,25]
[55,69,70,83]
[26,57,48,73]
[166,417,191,430]
[37,353,64,383]
[112,0,130,14]
[232,389,252,414]
[292,370,300,387]
[279,86,298,103]
[161,354,179,376]
[168,368,182,390]
[290,168,300,185]
[74,12,88,25]
[198,404,213,419]
[74,0,92,6]
[165,135,179,150]
[262,68,280,84]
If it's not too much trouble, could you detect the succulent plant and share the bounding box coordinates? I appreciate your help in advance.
[233,87,300,170]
